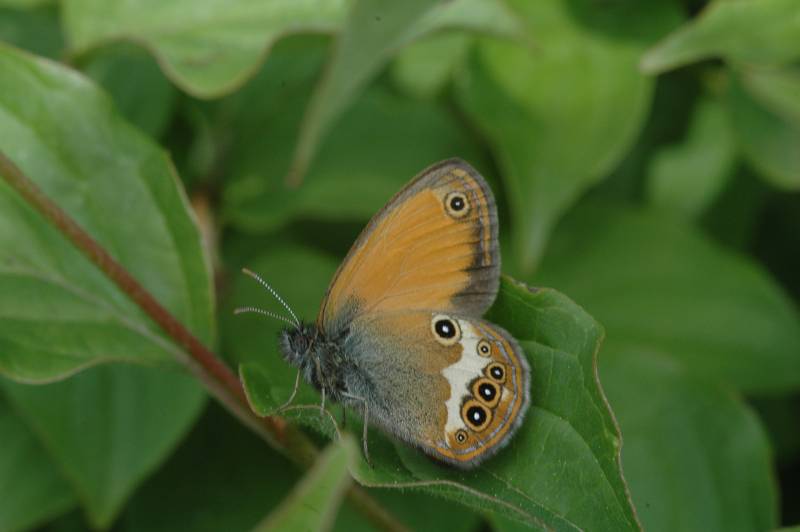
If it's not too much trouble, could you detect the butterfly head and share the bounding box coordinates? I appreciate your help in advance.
[278,321,318,366]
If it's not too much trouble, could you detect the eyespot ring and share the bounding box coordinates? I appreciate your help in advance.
[455,429,468,444]
[485,362,506,384]
[461,399,492,432]
[444,191,470,219]
[431,314,461,346]
[472,378,501,408]
[477,339,492,357]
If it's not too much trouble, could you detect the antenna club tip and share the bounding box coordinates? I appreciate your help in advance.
[241,267,255,276]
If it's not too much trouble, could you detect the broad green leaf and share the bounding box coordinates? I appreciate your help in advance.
[0,398,76,532]
[254,436,355,532]
[286,0,443,184]
[742,66,800,124]
[646,95,736,216]
[752,395,800,464]
[62,0,347,98]
[119,403,300,532]
[286,0,521,184]
[0,44,214,381]
[456,0,682,272]
[728,73,800,190]
[222,76,487,233]
[701,165,770,251]
[119,399,480,532]
[217,35,486,234]
[380,280,639,531]
[641,0,800,74]
[0,4,63,58]
[0,43,212,528]
[601,350,777,532]
[334,488,482,532]
[81,43,178,139]
[3,365,205,529]
[237,250,640,531]
[0,0,51,7]
[391,32,471,99]
[535,202,800,394]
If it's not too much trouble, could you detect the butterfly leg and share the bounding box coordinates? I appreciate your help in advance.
[342,392,371,467]
[312,354,327,418]
[275,370,301,413]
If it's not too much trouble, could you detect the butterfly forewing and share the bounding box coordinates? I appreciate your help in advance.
[318,159,500,330]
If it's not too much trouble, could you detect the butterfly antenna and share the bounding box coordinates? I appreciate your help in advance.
[240,268,301,327]
[233,306,298,327]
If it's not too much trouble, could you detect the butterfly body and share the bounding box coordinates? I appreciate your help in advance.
[275,159,531,468]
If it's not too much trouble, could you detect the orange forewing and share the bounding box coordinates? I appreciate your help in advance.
[319,160,498,329]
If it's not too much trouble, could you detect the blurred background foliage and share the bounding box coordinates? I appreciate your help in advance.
[0,0,799,530]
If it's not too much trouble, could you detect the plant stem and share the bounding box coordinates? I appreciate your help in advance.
[0,150,408,532]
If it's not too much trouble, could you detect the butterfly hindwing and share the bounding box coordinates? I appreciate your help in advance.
[318,159,499,331]
[343,310,530,467]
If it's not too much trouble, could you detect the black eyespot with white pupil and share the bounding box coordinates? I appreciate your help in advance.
[431,314,461,346]
[455,430,467,443]
[468,406,487,426]
[435,319,456,339]
[477,339,491,357]
[486,362,506,383]
[479,383,496,401]
[444,192,469,218]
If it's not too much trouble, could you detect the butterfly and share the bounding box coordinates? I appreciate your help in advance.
[238,159,531,468]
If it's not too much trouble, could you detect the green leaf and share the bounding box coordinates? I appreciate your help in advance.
[0,0,52,7]
[728,72,800,190]
[2,365,205,529]
[0,397,76,532]
[391,32,471,99]
[286,0,521,184]
[119,403,300,532]
[286,0,444,184]
[80,43,178,139]
[752,395,800,464]
[119,400,480,532]
[535,202,800,394]
[334,488,482,532]
[601,350,777,532]
[222,77,487,233]
[641,0,800,74]
[646,95,736,216]
[0,43,214,381]
[237,255,640,531]
[456,0,682,272]
[741,66,800,124]
[254,436,355,532]
[62,0,347,98]
[0,4,63,58]
[381,279,639,531]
